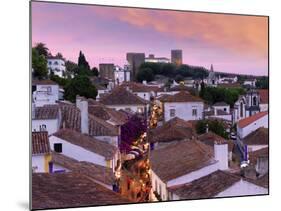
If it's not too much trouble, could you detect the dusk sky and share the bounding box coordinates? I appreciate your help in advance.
[32,2,268,76]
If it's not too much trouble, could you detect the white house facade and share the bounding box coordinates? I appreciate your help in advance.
[47,57,66,78]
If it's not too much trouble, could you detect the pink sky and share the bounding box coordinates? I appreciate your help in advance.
[32,2,268,76]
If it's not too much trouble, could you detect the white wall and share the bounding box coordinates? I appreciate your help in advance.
[260,103,268,112]
[248,145,268,152]
[164,102,204,121]
[106,104,148,114]
[32,155,45,173]
[166,161,219,187]
[33,84,59,107]
[151,170,169,201]
[237,114,268,139]
[213,105,230,113]
[206,114,232,121]
[215,179,268,197]
[32,119,60,135]
[47,58,66,78]
[49,136,109,168]
[95,136,119,147]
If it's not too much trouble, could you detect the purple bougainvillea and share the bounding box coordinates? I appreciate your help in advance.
[120,114,147,153]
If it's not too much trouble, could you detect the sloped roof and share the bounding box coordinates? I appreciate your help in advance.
[32,131,51,155]
[168,170,240,199]
[88,99,128,125]
[32,79,58,85]
[149,117,195,143]
[99,86,148,105]
[160,91,203,103]
[198,132,234,152]
[32,172,131,209]
[150,140,215,182]
[51,153,115,186]
[59,102,119,136]
[243,127,268,145]
[258,89,269,104]
[33,104,59,120]
[213,102,229,107]
[121,82,161,92]
[52,129,117,160]
[238,111,268,128]
[249,147,269,165]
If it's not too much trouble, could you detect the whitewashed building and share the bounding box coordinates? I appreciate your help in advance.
[233,89,261,123]
[258,89,269,112]
[100,86,149,115]
[32,80,59,107]
[160,91,204,122]
[47,56,66,78]
[114,65,130,85]
[204,102,232,122]
[150,140,229,201]
[49,129,120,170]
[32,104,61,135]
[168,170,268,200]
[32,131,52,173]
[237,111,268,140]
[50,152,116,190]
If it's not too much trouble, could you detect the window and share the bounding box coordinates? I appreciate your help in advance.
[192,108,197,116]
[253,96,257,106]
[39,124,46,131]
[224,108,227,111]
[169,109,175,117]
[240,102,243,117]
[54,61,58,65]
[54,143,62,153]
[48,61,52,65]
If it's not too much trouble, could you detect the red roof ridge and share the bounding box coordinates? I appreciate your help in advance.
[238,111,268,128]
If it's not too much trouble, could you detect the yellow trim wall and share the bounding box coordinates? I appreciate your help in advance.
[44,154,52,173]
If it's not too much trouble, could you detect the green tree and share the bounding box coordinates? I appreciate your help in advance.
[136,67,155,82]
[175,74,184,83]
[78,51,90,70]
[91,67,99,76]
[64,75,97,102]
[32,48,48,79]
[34,42,49,57]
[196,119,228,139]
[56,52,64,59]
[256,76,269,89]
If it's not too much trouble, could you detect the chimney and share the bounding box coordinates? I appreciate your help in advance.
[214,108,217,116]
[206,123,209,133]
[76,96,89,134]
[214,142,228,170]
[142,80,147,85]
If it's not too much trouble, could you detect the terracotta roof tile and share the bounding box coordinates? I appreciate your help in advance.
[32,172,131,209]
[51,153,115,186]
[32,131,51,155]
[59,102,119,136]
[149,117,195,143]
[33,104,59,120]
[198,132,234,152]
[150,140,215,182]
[249,147,269,165]
[121,82,161,93]
[243,127,268,145]
[100,86,148,105]
[168,170,240,199]
[258,89,269,104]
[238,111,268,128]
[52,129,117,160]
[32,79,58,85]
[213,102,229,106]
[160,91,203,103]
